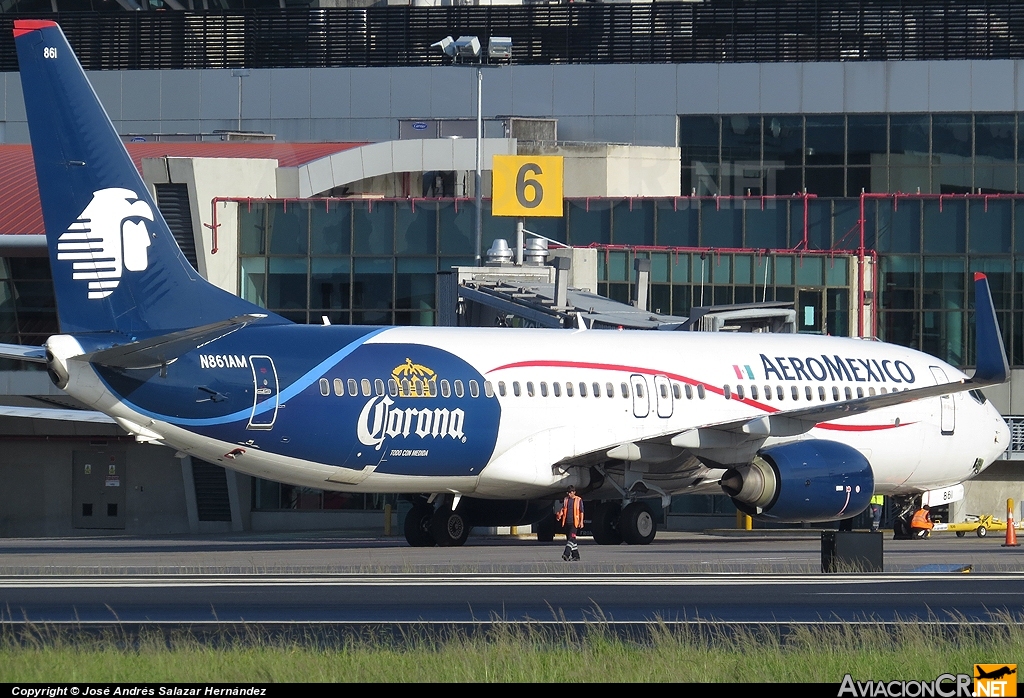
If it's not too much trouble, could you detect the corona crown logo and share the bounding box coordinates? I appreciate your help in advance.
[57,188,154,299]
[392,358,437,398]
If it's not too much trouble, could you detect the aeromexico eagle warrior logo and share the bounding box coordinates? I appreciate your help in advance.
[356,359,467,451]
[56,188,154,299]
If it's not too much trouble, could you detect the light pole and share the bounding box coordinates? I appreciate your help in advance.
[432,35,512,266]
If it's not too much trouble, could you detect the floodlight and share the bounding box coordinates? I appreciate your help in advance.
[431,36,456,57]
[454,35,481,58]
[488,36,512,60]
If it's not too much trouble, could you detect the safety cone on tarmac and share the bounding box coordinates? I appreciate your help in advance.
[1003,498,1020,548]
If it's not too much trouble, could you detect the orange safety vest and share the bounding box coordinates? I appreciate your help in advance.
[557,494,584,529]
[910,508,933,530]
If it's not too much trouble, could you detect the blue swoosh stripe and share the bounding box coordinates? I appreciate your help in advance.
[115,327,389,427]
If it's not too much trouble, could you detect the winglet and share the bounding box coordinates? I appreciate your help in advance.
[973,273,1010,385]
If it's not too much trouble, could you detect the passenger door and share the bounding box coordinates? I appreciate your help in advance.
[248,355,279,430]
[630,374,650,418]
[929,366,955,435]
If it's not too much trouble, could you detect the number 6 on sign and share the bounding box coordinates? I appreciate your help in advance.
[492,155,564,217]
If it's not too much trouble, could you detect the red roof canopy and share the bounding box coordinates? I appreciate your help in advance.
[0,142,362,236]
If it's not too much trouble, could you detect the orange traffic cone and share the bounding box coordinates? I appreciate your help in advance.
[1003,498,1019,547]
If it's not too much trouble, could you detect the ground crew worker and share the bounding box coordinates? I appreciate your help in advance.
[910,504,933,538]
[557,485,584,561]
[869,494,884,532]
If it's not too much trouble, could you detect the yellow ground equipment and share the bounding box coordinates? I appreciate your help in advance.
[934,514,1024,538]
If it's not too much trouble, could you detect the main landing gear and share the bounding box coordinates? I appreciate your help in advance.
[403,497,471,547]
[589,500,657,546]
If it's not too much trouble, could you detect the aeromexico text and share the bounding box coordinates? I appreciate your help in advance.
[760,354,917,384]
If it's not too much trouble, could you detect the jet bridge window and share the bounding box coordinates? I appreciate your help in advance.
[361,379,372,397]
[440,380,451,398]
[470,380,480,398]
[319,379,330,397]
[375,379,385,396]
[454,380,464,398]
[347,379,358,396]
[540,382,548,397]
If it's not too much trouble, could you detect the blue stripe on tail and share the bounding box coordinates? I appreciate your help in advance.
[14,21,287,336]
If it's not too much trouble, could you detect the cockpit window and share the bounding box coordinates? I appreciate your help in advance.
[969,389,987,405]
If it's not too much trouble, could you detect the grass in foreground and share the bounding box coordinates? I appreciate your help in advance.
[1,622,1021,682]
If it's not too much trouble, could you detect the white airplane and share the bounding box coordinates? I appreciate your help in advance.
[0,20,1011,547]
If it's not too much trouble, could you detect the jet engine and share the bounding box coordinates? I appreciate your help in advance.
[719,440,873,522]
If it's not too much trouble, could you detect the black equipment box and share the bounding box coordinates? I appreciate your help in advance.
[821,531,884,573]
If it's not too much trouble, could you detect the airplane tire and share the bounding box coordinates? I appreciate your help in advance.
[591,503,623,545]
[404,504,436,547]
[619,502,657,546]
[431,509,470,547]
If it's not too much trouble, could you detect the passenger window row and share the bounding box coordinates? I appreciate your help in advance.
[722,384,905,402]
[318,377,494,399]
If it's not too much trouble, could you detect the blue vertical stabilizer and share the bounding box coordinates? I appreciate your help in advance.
[14,20,287,336]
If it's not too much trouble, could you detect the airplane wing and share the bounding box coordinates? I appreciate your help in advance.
[576,272,1009,467]
[73,313,267,370]
[0,343,47,363]
[0,404,115,423]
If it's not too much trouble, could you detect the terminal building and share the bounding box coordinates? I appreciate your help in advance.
[0,1,1023,536]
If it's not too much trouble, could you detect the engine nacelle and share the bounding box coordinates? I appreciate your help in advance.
[720,440,874,522]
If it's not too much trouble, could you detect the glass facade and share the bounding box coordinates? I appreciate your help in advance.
[681,114,1020,198]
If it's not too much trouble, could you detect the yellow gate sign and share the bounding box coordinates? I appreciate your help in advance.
[491,155,563,217]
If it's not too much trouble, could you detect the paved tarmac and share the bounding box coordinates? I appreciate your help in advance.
[0,531,1022,625]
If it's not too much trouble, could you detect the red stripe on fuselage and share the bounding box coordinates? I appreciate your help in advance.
[487,359,909,433]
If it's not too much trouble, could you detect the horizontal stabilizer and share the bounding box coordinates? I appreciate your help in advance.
[75,313,266,370]
[0,404,115,423]
[0,343,47,363]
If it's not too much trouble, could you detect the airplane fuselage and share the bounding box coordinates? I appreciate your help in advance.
[49,325,1010,501]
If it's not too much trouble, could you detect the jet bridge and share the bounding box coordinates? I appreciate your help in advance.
[437,243,796,333]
